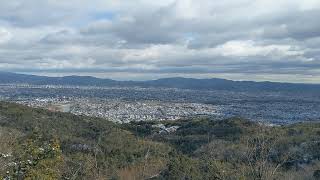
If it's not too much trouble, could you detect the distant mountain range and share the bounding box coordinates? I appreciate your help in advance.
[0,71,319,93]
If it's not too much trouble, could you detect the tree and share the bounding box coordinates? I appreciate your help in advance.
[241,126,289,180]
[164,152,201,180]
[4,131,64,179]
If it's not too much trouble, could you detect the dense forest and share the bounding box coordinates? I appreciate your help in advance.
[0,101,320,179]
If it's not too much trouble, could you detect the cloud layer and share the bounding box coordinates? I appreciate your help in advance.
[0,0,320,83]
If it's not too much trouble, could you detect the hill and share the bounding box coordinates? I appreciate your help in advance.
[1,72,320,93]
[0,101,169,179]
[0,101,320,179]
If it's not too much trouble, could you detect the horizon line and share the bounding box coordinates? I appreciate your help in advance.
[1,71,320,85]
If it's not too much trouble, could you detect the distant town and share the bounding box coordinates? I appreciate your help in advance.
[15,97,220,123]
[1,83,320,124]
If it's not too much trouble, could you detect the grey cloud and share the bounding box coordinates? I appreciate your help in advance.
[0,0,320,83]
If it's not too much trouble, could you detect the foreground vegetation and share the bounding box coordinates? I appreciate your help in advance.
[0,101,320,179]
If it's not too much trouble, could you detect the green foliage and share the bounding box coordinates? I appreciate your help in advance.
[0,102,170,179]
[4,131,63,179]
[1,101,320,179]
[163,152,201,180]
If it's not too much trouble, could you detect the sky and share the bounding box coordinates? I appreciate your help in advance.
[0,0,320,83]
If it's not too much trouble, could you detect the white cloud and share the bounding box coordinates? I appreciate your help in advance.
[0,0,319,83]
[0,28,12,44]
[216,40,304,58]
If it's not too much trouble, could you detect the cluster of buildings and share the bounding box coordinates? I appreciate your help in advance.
[1,83,320,124]
[71,99,220,123]
[14,97,221,123]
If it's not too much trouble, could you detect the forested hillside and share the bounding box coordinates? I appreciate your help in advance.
[0,102,169,179]
[1,102,320,179]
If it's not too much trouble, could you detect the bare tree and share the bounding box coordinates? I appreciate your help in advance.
[241,125,290,180]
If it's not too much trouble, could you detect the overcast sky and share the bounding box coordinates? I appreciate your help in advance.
[0,0,320,83]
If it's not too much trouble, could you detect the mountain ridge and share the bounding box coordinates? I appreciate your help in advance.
[0,71,319,92]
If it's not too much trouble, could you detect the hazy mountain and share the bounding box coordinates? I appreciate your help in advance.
[0,71,119,86]
[0,71,319,93]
